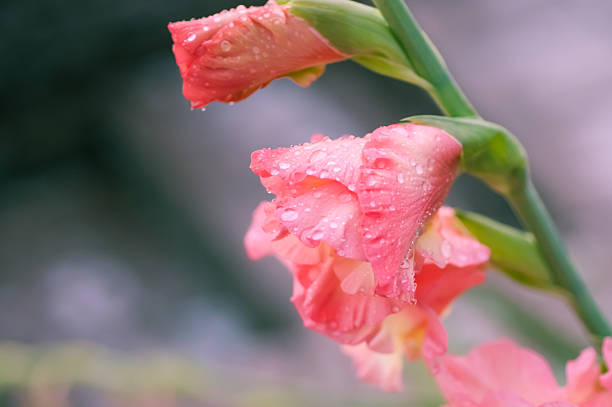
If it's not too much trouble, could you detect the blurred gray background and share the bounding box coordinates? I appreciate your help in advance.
[1,0,611,405]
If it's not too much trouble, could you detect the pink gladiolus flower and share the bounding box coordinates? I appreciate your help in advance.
[168,1,347,108]
[433,338,612,407]
[245,123,491,390]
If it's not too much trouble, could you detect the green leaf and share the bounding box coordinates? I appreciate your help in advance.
[406,115,528,195]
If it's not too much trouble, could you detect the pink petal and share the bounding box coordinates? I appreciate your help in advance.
[421,306,448,374]
[251,135,368,260]
[416,206,491,270]
[273,182,366,261]
[341,343,404,392]
[291,250,404,344]
[435,340,564,406]
[600,337,612,391]
[244,201,283,260]
[415,265,486,315]
[357,124,461,300]
[168,1,347,108]
[581,392,612,407]
[565,347,600,403]
[480,391,537,407]
[250,134,366,196]
[244,201,321,265]
[340,304,447,392]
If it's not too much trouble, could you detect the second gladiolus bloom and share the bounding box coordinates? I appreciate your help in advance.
[245,123,490,390]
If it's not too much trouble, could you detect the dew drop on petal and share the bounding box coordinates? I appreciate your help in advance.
[220,40,232,52]
[278,162,290,170]
[186,33,196,42]
[312,230,324,241]
[281,209,298,222]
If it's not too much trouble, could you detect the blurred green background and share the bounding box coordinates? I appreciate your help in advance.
[2,0,612,405]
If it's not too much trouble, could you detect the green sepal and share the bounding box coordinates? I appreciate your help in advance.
[454,209,560,293]
[406,115,528,195]
[279,0,431,88]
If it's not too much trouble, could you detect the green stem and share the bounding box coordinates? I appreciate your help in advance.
[373,0,611,345]
[371,0,477,117]
[508,180,612,346]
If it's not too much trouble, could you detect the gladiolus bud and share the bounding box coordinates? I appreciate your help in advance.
[168,0,427,108]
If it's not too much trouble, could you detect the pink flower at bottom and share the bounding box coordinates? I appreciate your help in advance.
[433,338,612,407]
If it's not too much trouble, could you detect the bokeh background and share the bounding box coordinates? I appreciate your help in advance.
[2,0,612,405]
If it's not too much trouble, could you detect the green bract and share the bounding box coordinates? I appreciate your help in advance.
[454,209,557,292]
[278,0,431,89]
[406,115,528,195]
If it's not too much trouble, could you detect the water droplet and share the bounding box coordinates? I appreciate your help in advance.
[347,184,356,191]
[203,26,210,32]
[220,40,231,52]
[330,222,338,229]
[313,191,322,198]
[278,162,290,170]
[186,33,196,42]
[416,164,424,175]
[312,230,324,241]
[397,173,405,184]
[281,209,298,222]
[392,306,400,313]
[270,169,279,176]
